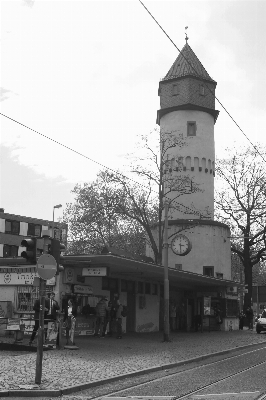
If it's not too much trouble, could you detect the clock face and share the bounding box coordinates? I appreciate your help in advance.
[171,235,191,256]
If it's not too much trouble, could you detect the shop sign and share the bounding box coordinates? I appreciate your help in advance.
[73,285,93,295]
[6,318,21,330]
[64,268,75,283]
[226,286,238,295]
[82,267,107,276]
[0,272,56,286]
[203,296,211,315]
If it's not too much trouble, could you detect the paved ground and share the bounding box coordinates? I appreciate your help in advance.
[0,328,266,396]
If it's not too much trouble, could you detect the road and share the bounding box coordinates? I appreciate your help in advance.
[2,344,266,400]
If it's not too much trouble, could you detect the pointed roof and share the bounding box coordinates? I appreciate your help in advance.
[163,43,216,83]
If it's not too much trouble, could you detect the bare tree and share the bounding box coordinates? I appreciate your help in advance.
[215,145,266,309]
[106,128,204,264]
[64,128,206,264]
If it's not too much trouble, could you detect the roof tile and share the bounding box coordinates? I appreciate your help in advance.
[163,43,215,83]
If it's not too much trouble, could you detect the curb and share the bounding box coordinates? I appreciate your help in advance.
[3,341,266,397]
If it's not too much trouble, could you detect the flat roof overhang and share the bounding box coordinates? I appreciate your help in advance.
[62,254,243,291]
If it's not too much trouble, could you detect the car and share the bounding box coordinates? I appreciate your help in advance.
[256,310,266,333]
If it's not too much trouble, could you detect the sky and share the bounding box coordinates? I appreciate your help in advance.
[1,0,266,223]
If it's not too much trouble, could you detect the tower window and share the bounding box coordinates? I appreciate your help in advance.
[172,84,180,96]
[199,84,205,96]
[187,122,196,136]
[203,266,214,277]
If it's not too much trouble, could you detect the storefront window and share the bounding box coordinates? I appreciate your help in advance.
[15,286,54,313]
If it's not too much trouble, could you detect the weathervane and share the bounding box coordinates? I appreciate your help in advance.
[185,26,189,43]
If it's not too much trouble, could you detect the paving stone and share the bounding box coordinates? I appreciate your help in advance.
[0,330,265,392]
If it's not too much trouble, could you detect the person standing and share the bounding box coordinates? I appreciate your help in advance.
[94,297,108,338]
[239,310,245,330]
[115,299,123,339]
[46,292,60,321]
[170,303,177,331]
[29,294,49,345]
[246,306,254,330]
[63,298,77,345]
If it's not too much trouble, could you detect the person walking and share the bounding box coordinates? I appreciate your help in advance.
[29,294,49,345]
[246,306,254,330]
[94,297,108,338]
[115,299,123,339]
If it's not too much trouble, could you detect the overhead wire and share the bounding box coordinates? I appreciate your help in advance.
[1,1,261,218]
[138,0,266,165]
[0,111,203,217]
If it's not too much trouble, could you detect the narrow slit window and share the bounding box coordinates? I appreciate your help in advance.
[172,84,180,96]
[199,84,205,96]
[187,122,196,136]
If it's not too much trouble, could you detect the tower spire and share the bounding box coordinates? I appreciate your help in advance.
[185,26,188,43]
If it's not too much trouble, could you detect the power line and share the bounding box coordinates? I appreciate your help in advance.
[0,112,149,191]
[138,0,266,165]
[0,112,205,217]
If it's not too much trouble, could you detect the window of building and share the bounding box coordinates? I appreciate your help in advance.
[5,220,20,235]
[15,286,54,313]
[172,83,180,96]
[121,279,127,292]
[216,272,223,279]
[145,282,151,295]
[138,281,144,294]
[3,244,18,258]
[203,266,214,277]
[199,84,205,96]
[187,122,196,136]
[27,223,42,237]
[152,283,158,295]
[175,264,182,270]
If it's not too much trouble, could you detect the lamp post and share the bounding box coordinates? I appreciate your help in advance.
[52,204,62,238]
[163,200,170,342]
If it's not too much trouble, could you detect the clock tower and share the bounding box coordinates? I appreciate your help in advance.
[151,41,232,279]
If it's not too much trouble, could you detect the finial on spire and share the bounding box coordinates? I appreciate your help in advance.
[185,26,189,43]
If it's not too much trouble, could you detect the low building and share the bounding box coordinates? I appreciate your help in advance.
[0,210,67,335]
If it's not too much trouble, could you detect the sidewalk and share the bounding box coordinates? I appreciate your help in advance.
[0,328,266,397]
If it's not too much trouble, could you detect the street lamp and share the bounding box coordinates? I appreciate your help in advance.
[52,204,62,238]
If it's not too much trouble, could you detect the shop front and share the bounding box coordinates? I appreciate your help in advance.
[0,265,57,337]
[62,254,243,334]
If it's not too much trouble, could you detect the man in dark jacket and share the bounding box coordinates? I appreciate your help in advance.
[46,292,60,320]
[246,306,254,330]
[29,295,50,345]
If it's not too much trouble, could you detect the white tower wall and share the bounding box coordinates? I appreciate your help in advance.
[161,110,215,219]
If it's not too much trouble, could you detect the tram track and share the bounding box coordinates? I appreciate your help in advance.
[85,346,266,400]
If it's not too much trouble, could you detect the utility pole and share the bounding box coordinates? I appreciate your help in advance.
[163,200,170,342]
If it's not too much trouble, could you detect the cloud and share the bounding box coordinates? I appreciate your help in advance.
[0,87,11,102]
[22,0,35,8]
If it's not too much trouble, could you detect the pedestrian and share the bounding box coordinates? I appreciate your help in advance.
[170,303,177,331]
[245,306,254,330]
[115,299,123,339]
[63,298,77,345]
[94,297,108,338]
[29,294,49,345]
[239,311,245,330]
[46,292,60,321]
[103,300,115,337]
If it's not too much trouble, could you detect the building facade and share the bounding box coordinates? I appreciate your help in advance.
[0,210,67,333]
